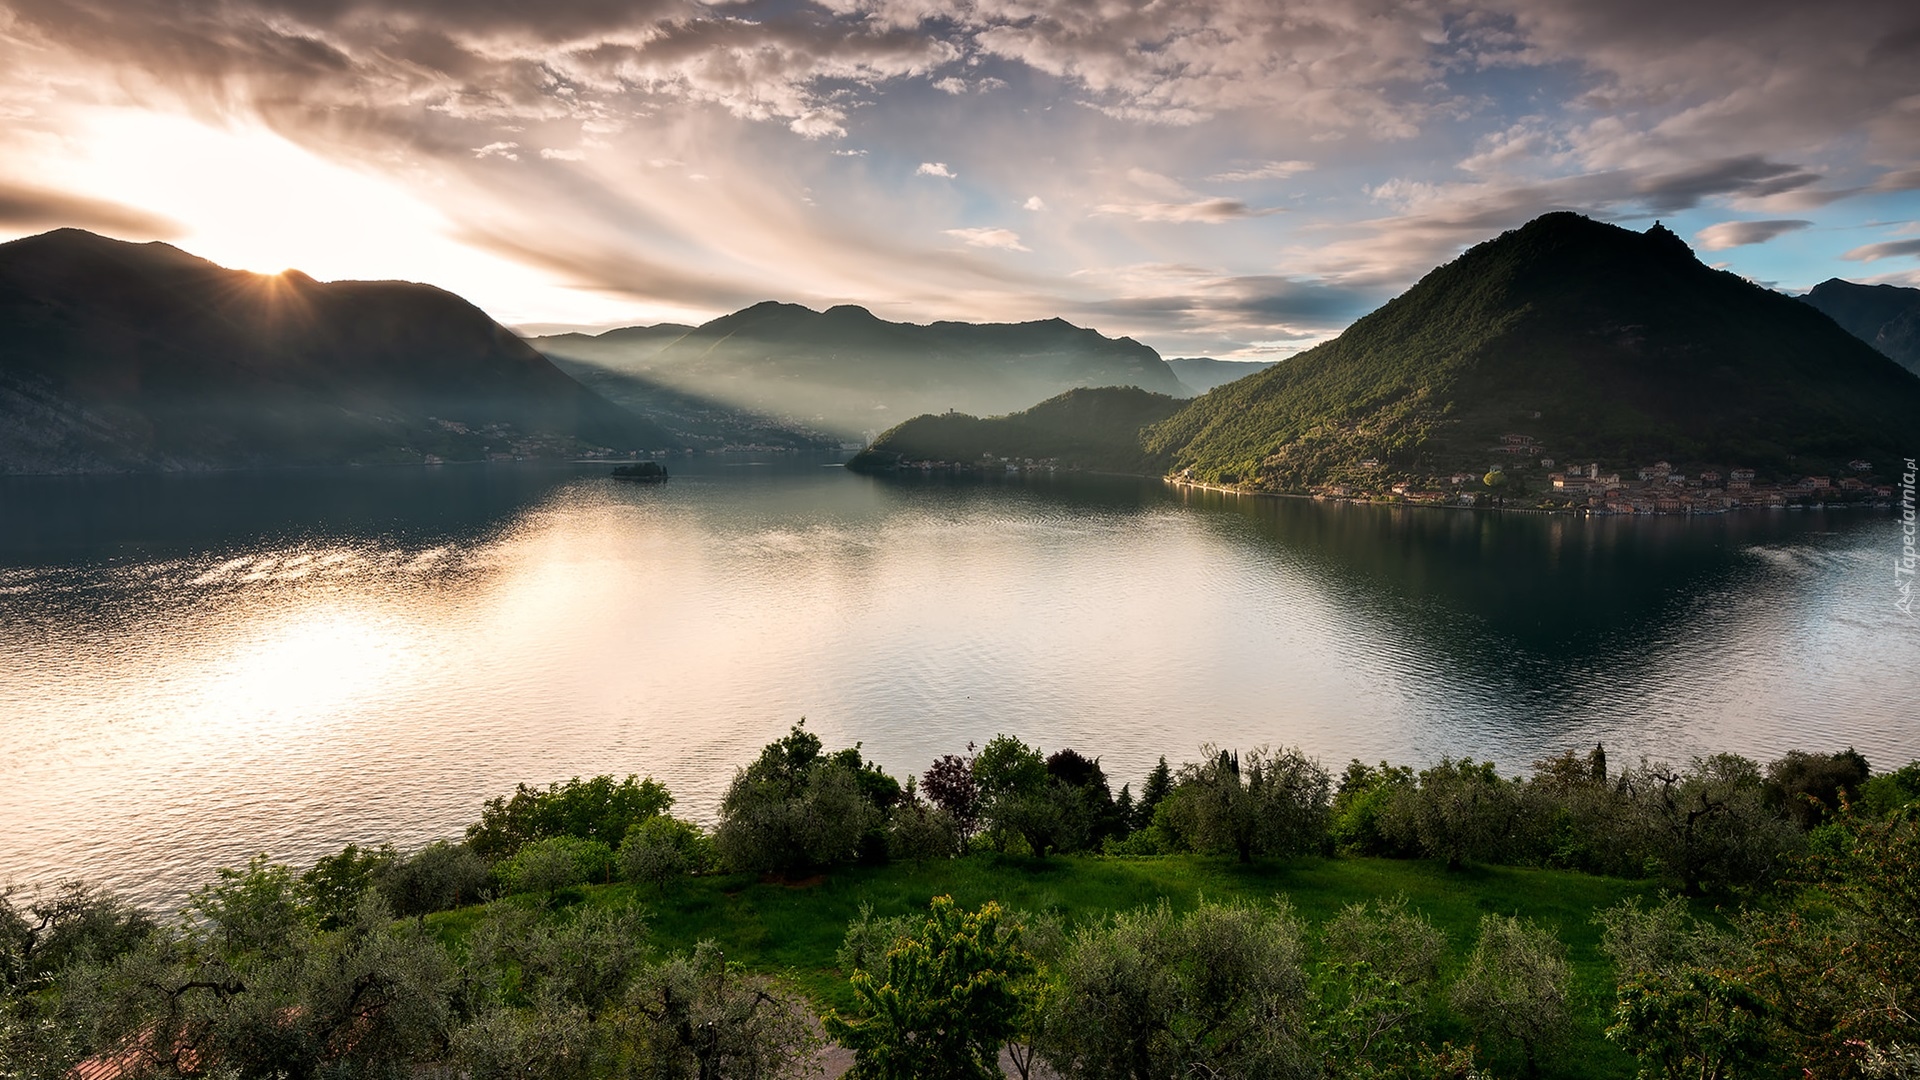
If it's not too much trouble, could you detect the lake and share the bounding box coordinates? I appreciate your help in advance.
[2,455,1914,911]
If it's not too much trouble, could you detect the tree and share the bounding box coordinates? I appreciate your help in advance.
[1044,899,1316,1080]
[1383,758,1522,870]
[381,840,490,920]
[1134,756,1173,833]
[1764,748,1870,829]
[1619,755,1800,895]
[1161,745,1332,862]
[887,794,961,861]
[466,774,674,861]
[615,941,820,1080]
[1450,914,1572,1078]
[920,752,982,850]
[450,1001,597,1080]
[619,816,713,893]
[302,842,397,930]
[1330,761,1418,857]
[826,896,1037,1080]
[1314,897,1450,1078]
[498,837,615,902]
[713,722,891,875]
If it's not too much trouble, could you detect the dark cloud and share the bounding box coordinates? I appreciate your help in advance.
[1693,219,1813,251]
[0,180,181,237]
[1631,157,1821,214]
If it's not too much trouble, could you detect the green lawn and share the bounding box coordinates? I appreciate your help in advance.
[436,853,1666,1080]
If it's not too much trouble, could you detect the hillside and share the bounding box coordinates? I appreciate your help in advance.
[528,322,833,449]
[1800,278,1920,376]
[1146,213,1920,492]
[1165,357,1278,394]
[846,386,1183,473]
[533,302,1184,439]
[0,229,667,472]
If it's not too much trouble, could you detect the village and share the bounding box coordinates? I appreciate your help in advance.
[1316,433,1899,514]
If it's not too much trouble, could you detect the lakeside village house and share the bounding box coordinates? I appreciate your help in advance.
[1321,434,1894,513]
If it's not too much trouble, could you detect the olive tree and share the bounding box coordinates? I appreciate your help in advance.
[1450,914,1572,1078]
[1044,899,1316,1080]
[614,941,820,1080]
[618,816,714,893]
[1161,745,1332,862]
[714,723,884,874]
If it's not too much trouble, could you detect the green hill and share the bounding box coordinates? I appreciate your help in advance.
[1800,278,1920,376]
[1145,213,1920,491]
[533,302,1185,440]
[0,229,667,472]
[847,386,1183,473]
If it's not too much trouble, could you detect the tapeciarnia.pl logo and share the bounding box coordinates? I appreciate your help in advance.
[1898,457,1916,617]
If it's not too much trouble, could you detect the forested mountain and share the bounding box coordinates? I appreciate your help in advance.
[1145,213,1920,491]
[848,386,1184,473]
[0,229,664,472]
[529,302,1185,440]
[1800,278,1920,376]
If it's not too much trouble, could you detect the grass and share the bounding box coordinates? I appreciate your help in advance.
[433,852,1666,1079]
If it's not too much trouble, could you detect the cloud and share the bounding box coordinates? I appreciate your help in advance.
[944,226,1030,251]
[1023,196,1048,211]
[1209,160,1315,183]
[932,76,967,94]
[915,161,956,178]
[473,141,521,160]
[0,180,181,236]
[1093,199,1281,224]
[1842,238,1920,262]
[539,147,585,161]
[1693,219,1813,250]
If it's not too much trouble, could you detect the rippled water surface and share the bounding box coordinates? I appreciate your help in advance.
[2,456,1915,910]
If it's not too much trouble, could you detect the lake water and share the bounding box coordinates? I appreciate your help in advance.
[2,455,1915,911]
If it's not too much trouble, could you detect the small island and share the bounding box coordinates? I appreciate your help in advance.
[610,461,669,482]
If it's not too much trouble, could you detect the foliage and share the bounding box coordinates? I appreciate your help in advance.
[1134,756,1173,833]
[466,774,674,861]
[498,837,616,901]
[614,941,820,1080]
[382,840,491,919]
[1451,913,1574,1078]
[826,896,1037,1080]
[1321,894,1446,995]
[920,753,982,850]
[1160,745,1333,862]
[1606,970,1776,1080]
[0,882,152,994]
[887,798,961,862]
[1763,748,1871,830]
[1332,761,1419,857]
[302,842,397,930]
[1384,758,1524,871]
[713,723,885,874]
[1043,898,1317,1080]
[1617,755,1801,895]
[618,816,714,893]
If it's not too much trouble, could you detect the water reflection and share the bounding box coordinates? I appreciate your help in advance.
[1,459,1912,911]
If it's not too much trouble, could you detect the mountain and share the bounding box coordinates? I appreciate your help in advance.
[1165,358,1279,394]
[848,387,1184,474]
[530,302,1185,439]
[1799,279,1920,376]
[1145,213,1920,491]
[0,229,667,473]
[526,322,834,449]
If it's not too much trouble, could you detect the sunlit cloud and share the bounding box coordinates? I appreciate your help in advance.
[0,0,1916,358]
[1694,219,1813,250]
[944,226,1030,251]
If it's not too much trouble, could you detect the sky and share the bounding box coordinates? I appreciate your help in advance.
[0,0,1917,359]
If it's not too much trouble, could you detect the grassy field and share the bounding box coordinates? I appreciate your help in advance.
[436,853,1664,1079]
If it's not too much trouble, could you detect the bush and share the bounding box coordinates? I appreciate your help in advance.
[381,841,490,919]
[616,816,713,892]
[1044,898,1316,1080]
[497,837,615,900]
[1160,745,1332,862]
[1450,914,1572,1078]
[714,731,880,874]
[466,774,673,861]
[826,896,1037,1080]
[887,800,961,861]
[1383,758,1525,870]
[616,941,820,1079]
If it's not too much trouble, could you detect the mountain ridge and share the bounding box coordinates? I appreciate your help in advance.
[0,228,665,473]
